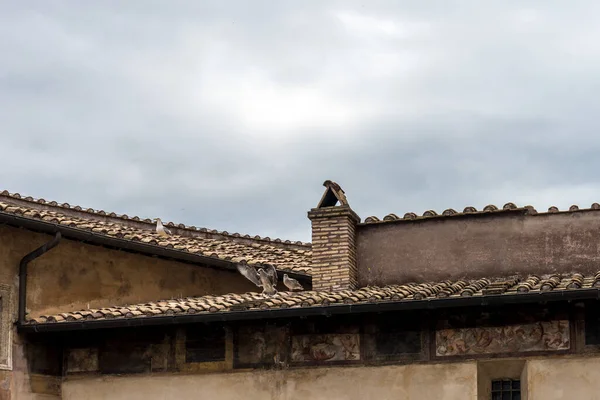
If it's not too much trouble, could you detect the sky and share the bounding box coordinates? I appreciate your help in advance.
[2,1,600,242]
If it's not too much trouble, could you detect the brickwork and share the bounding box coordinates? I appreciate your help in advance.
[308,206,360,291]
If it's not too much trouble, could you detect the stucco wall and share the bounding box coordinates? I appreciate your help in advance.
[357,211,600,285]
[0,224,288,399]
[526,357,600,400]
[62,362,477,400]
[0,225,259,319]
[59,355,600,400]
[0,223,309,399]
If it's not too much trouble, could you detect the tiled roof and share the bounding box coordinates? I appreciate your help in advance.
[362,202,600,225]
[28,272,600,324]
[0,191,312,275]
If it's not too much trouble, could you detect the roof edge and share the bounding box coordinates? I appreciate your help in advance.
[19,288,600,334]
[361,202,600,225]
[0,191,311,249]
[360,207,530,226]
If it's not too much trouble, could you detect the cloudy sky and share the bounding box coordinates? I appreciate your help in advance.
[2,1,600,242]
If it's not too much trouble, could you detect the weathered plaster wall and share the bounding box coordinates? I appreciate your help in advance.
[357,211,600,285]
[60,355,600,400]
[62,362,477,400]
[0,291,61,399]
[10,335,61,400]
[0,223,304,399]
[0,225,259,319]
[526,357,600,400]
[0,226,61,399]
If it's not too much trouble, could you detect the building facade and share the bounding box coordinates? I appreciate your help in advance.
[1,182,600,399]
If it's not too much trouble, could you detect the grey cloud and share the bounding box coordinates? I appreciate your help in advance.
[2,1,600,242]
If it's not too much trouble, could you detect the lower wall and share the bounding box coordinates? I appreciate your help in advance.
[60,355,600,400]
[526,357,600,400]
[61,363,478,400]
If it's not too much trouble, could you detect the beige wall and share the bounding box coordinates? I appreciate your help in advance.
[0,224,264,399]
[526,357,600,400]
[62,362,477,400]
[0,225,260,318]
[61,355,600,400]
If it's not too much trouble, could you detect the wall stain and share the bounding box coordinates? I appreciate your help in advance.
[58,271,72,290]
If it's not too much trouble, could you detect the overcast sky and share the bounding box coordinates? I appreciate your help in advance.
[2,1,600,242]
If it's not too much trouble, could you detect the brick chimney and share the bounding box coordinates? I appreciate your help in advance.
[308,181,360,292]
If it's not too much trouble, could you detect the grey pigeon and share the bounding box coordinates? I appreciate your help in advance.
[155,218,172,236]
[258,268,278,296]
[236,262,279,296]
[262,264,277,286]
[283,274,304,291]
[236,262,262,288]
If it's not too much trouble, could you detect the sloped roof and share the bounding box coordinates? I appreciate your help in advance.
[0,191,312,275]
[26,271,600,328]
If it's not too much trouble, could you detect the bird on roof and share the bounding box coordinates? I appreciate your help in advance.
[236,262,262,288]
[155,218,172,236]
[283,274,304,291]
[258,269,278,296]
[236,262,278,296]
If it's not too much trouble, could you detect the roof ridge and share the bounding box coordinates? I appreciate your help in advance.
[362,202,600,225]
[0,190,311,247]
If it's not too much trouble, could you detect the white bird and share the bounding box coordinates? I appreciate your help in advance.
[155,218,172,236]
[283,274,304,291]
[236,262,278,296]
[236,262,262,288]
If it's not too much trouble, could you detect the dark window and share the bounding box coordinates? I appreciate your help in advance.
[99,343,150,374]
[98,329,166,374]
[27,341,63,376]
[491,379,521,400]
[372,313,422,360]
[185,324,226,363]
[585,305,600,345]
[376,329,421,356]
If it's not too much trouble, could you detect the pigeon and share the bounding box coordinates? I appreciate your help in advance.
[262,264,278,287]
[236,262,278,296]
[236,262,262,288]
[258,268,278,296]
[283,274,304,291]
[155,218,172,236]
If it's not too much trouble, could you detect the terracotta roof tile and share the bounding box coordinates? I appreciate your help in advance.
[361,202,600,225]
[0,192,311,275]
[29,272,600,325]
[0,190,310,244]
